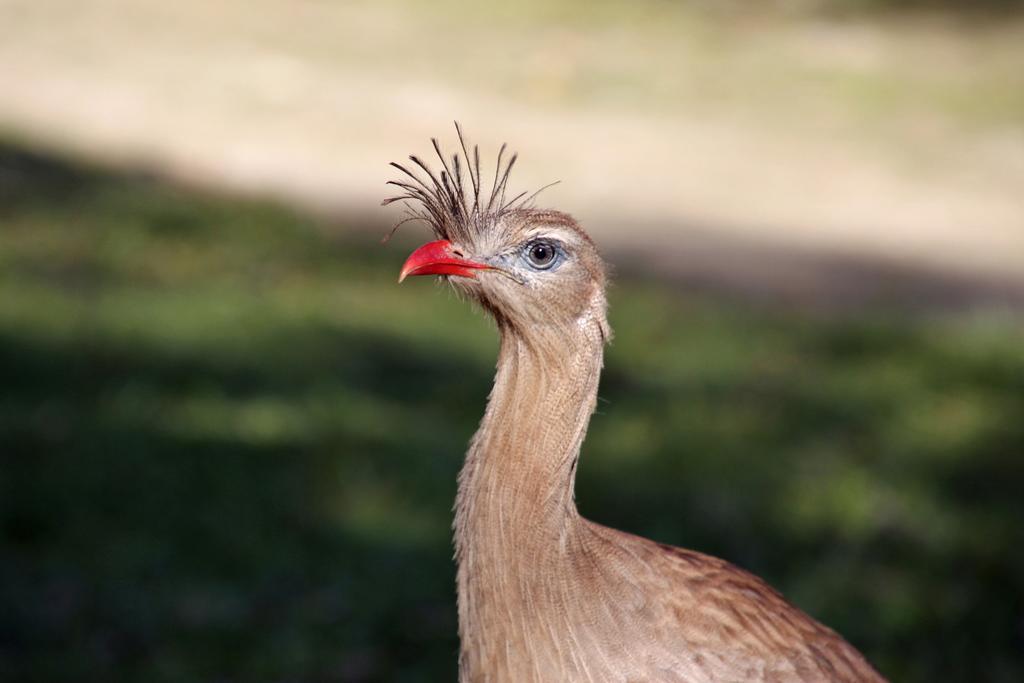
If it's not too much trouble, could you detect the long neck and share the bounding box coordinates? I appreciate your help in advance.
[453,313,606,666]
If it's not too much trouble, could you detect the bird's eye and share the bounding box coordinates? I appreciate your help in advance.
[525,241,558,269]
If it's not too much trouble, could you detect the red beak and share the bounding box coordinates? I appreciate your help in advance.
[398,239,493,282]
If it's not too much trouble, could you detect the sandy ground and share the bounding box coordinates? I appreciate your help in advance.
[1,0,1022,305]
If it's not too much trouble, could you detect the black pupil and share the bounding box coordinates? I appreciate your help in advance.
[530,243,553,265]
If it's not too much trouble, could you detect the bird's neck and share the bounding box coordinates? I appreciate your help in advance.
[456,318,604,552]
[453,314,606,660]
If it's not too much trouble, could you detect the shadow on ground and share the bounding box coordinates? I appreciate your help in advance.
[1,144,1022,682]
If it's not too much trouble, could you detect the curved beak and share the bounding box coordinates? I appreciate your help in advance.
[398,239,493,282]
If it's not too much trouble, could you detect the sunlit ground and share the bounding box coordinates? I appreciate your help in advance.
[3,0,1024,279]
[1,144,1022,682]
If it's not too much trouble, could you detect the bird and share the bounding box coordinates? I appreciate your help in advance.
[385,126,886,683]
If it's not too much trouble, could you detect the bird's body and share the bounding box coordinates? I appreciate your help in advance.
[454,316,880,682]
[389,129,885,682]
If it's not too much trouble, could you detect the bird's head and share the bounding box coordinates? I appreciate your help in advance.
[386,127,610,342]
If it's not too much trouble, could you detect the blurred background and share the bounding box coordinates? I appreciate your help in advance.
[1,1,1023,681]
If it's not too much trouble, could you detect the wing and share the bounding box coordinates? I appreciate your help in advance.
[577,520,887,682]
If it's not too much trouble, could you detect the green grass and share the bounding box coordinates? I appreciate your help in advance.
[1,144,1022,682]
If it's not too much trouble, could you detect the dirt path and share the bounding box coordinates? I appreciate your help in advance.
[2,0,1022,298]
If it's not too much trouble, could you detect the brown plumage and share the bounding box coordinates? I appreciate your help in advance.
[388,126,886,682]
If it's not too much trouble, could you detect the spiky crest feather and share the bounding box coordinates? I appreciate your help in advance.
[382,123,557,244]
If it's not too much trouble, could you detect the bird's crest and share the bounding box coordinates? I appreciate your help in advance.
[382,123,556,244]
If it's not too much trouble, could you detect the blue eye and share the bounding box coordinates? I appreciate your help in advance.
[525,241,558,269]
